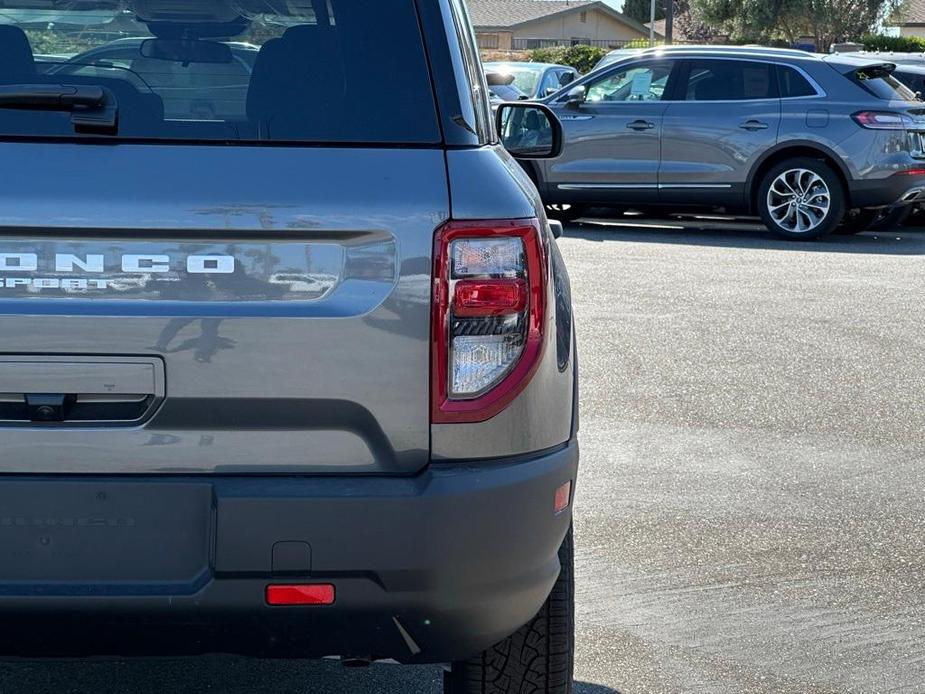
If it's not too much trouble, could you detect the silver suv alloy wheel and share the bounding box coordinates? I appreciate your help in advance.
[767,168,832,234]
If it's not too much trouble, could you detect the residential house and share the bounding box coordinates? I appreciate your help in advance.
[468,0,653,51]
[891,0,925,37]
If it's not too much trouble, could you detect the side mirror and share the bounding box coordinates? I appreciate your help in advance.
[496,102,563,159]
[485,71,516,87]
[565,85,586,109]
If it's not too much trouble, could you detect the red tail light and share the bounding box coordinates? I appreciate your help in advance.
[852,111,913,130]
[432,219,547,424]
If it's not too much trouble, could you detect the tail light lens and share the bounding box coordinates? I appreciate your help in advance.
[852,111,913,130]
[432,219,547,424]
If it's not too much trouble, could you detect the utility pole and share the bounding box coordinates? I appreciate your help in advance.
[649,0,656,46]
[665,0,674,45]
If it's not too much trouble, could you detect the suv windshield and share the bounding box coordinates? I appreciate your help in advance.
[0,0,440,143]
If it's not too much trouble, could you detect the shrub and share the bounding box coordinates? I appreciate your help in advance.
[528,44,609,73]
[862,34,925,53]
[626,38,659,49]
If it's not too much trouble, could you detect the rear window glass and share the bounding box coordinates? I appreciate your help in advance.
[853,68,918,102]
[0,0,440,144]
[778,66,817,98]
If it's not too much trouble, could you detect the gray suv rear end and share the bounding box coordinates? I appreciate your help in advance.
[0,2,578,692]
[533,46,925,238]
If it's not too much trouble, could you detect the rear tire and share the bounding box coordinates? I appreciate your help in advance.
[545,204,586,223]
[869,206,913,231]
[836,206,913,235]
[757,158,845,240]
[835,208,879,235]
[443,525,575,694]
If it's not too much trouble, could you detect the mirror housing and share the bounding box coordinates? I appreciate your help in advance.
[495,102,563,160]
[565,85,587,109]
[140,38,233,64]
[485,71,516,87]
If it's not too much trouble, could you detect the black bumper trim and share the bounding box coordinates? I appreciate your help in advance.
[0,441,578,663]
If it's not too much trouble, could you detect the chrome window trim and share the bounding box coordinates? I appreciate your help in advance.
[558,55,827,105]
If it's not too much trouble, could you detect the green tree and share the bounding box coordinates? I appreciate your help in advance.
[622,0,665,25]
[691,0,902,49]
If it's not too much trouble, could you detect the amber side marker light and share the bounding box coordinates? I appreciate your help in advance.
[266,584,335,606]
[554,481,572,515]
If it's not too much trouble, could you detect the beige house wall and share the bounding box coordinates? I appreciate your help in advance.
[512,9,647,42]
[476,31,515,50]
[899,25,925,38]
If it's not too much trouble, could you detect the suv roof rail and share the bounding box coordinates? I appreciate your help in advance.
[633,44,819,60]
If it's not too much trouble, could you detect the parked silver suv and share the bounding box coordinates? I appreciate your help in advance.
[0,2,576,693]
[527,46,925,239]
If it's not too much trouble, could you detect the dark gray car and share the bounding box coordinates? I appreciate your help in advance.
[527,45,925,239]
[0,3,577,693]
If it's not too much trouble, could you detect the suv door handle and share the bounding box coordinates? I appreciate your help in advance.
[739,120,769,131]
[627,120,655,131]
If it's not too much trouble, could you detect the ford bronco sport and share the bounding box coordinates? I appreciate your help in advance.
[0,1,578,692]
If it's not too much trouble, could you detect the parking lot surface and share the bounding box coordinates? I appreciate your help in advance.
[4,216,924,693]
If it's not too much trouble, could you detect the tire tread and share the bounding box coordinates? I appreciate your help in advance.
[444,526,574,694]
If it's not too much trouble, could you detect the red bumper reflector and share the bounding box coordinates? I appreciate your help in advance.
[453,279,528,317]
[266,584,335,606]
[554,481,572,514]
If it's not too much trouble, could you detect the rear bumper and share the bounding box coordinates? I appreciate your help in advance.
[851,172,925,208]
[0,442,578,663]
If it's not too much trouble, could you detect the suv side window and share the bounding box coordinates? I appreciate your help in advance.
[683,59,778,101]
[539,70,562,96]
[778,65,819,98]
[585,61,676,103]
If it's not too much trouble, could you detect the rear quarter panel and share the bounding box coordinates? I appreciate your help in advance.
[432,146,575,460]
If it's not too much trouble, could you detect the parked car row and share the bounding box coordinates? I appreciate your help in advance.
[492,45,925,240]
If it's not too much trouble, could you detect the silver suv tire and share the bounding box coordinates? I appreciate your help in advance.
[758,158,846,240]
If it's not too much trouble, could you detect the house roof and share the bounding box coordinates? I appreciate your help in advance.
[468,0,650,35]
[895,0,925,25]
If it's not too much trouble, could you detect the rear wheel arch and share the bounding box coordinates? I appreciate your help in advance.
[747,144,852,212]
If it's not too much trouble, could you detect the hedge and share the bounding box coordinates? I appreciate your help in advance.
[527,45,609,73]
[862,34,925,53]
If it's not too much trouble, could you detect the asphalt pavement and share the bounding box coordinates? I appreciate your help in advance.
[3,215,924,693]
